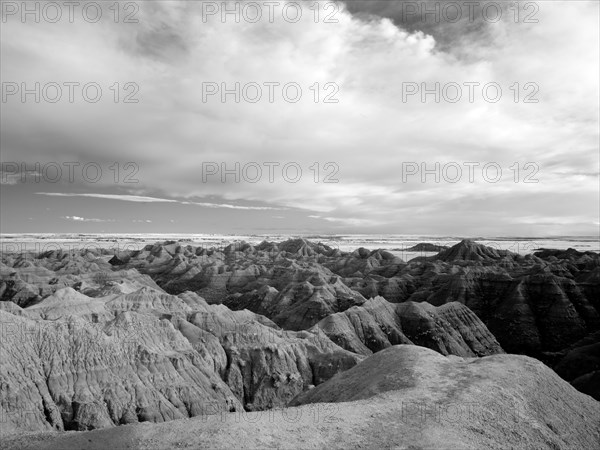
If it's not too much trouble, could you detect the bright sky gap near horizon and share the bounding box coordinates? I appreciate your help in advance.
[1,1,598,236]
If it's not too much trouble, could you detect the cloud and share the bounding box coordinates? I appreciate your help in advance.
[552,171,600,178]
[37,192,285,210]
[343,0,490,52]
[2,1,598,235]
[309,215,380,227]
[38,193,179,203]
[62,216,114,223]
[181,201,285,210]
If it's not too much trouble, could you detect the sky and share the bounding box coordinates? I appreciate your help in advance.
[1,0,599,236]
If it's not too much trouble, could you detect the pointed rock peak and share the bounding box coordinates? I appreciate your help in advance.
[224,241,253,254]
[351,247,371,259]
[405,242,450,252]
[255,240,278,251]
[435,239,514,262]
[50,287,87,299]
[278,238,318,256]
[127,286,164,297]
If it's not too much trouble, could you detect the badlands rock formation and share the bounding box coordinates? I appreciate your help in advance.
[94,238,599,393]
[4,345,598,450]
[0,283,362,433]
[0,308,241,432]
[1,241,505,435]
[0,250,158,308]
[311,297,503,357]
[1,236,598,441]
[405,242,449,252]
[553,330,600,400]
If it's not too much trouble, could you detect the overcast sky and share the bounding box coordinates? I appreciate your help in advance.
[1,1,598,236]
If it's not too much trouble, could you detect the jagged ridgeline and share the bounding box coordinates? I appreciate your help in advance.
[1,238,599,434]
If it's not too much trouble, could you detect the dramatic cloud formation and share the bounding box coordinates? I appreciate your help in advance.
[1,1,598,235]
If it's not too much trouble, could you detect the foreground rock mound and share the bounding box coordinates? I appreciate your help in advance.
[0,309,241,433]
[5,345,598,450]
[0,285,361,433]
